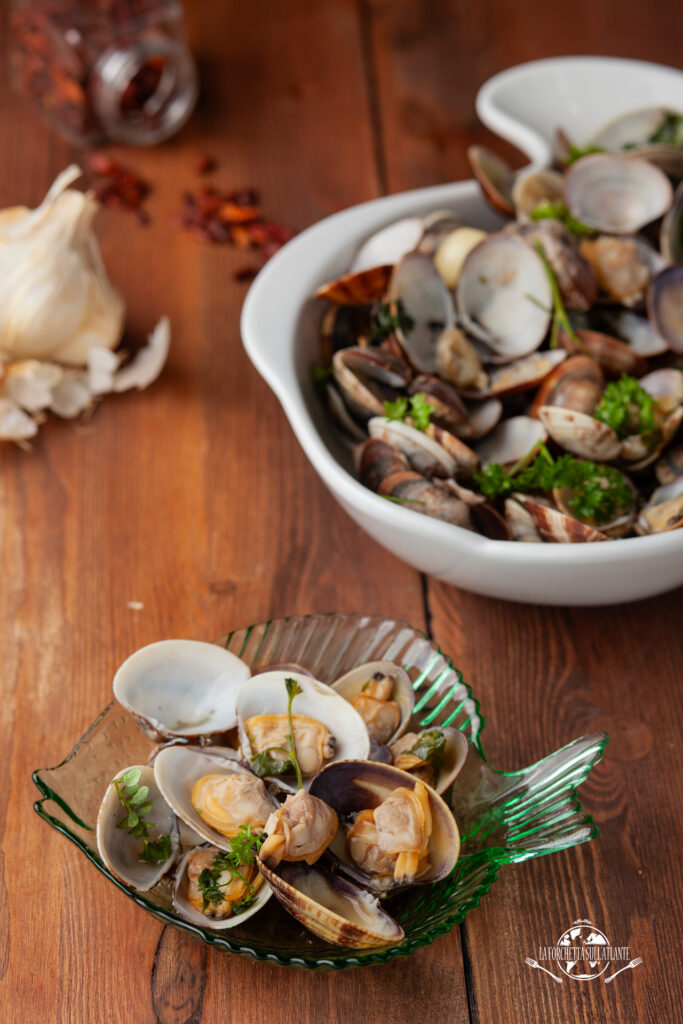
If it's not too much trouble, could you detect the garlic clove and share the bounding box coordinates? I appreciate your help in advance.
[113,317,170,392]
[88,347,122,395]
[50,370,93,418]
[4,360,63,411]
[0,398,38,441]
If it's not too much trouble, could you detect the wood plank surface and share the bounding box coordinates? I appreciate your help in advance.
[0,0,681,1022]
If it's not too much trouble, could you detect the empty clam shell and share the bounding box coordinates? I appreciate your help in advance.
[350,217,424,273]
[97,765,178,891]
[236,672,371,791]
[112,640,251,742]
[565,154,673,235]
[257,860,404,949]
[474,415,547,468]
[310,760,460,894]
[538,406,621,461]
[388,253,455,373]
[153,746,276,851]
[456,235,552,360]
[331,660,415,746]
[316,265,392,305]
[172,844,272,930]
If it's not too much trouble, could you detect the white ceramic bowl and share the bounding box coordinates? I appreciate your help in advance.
[242,57,683,606]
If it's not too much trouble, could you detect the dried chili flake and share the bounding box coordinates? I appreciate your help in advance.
[88,155,151,222]
[196,155,218,176]
[178,184,295,266]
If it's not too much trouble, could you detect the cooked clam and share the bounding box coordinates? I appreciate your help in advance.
[153,746,276,851]
[350,217,423,273]
[173,844,271,930]
[257,860,404,948]
[538,406,621,461]
[474,416,547,468]
[97,764,178,891]
[310,761,460,893]
[236,672,371,790]
[112,640,251,742]
[390,727,468,795]
[259,789,338,868]
[388,252,455,373]
[648,265,683,354]
[331,660,414,746]
[565,154,673,235]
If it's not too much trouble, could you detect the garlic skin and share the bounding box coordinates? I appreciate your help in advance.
[0,166,125,366]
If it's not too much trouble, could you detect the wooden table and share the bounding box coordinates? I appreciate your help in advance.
[1,2,682,1021]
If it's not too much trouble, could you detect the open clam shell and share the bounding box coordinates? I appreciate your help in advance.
[564,154,673,235]
[153,746,277,851]
[112,640,251,742]
[517,498,609,543]
[530,355,604,417]
[474,415,547,468]
[648,265,683,354]
[309,761,460,894]
[236,672,371,792]
[388,252,455,373]
[350,217,424,273]
[97,765,178,891]
[315,265,392,305]
[637,478,683,534]
[456,235,552,360]
[468,145,515,216]
[390,727,468,795]
[331,660,415,747]
[172,844,272,930]
[257,860,404,949]
[367,417,457,479]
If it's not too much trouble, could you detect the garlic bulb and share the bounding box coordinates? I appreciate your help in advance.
[0,165,125,365]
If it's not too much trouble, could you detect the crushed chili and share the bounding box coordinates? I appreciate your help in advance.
[88,154,151,223]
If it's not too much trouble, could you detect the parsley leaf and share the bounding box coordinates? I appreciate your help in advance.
[408,730,446,775]
[565,143,604,165]
[533,241,585,352]
[250,747,296,778]
[593,375,657,440]
[140,835,172,865]
[112,768,171,859]
[473,443,634,524]
[646,113,683,148]
[369,300,415,345]
[383,391,435,431]
[197,828,266,912]
[530,200,595,237]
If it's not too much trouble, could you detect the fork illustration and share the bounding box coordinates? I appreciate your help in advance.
[524,956,563,983]
[604,957,643,983]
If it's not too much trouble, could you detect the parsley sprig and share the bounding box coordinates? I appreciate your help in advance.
[249,678,305,788]
[565,142,603,165]
[646,113,683,147]
[383,392,435,431]
[593,375,657,440]
[113,768,171,865]
[408,730,446,775]
[285,677,304,790]
[370,300,415,345]
[474,443,634,525]
[197,825,265,914]
[530,201,594,237]
[532,241,583,352]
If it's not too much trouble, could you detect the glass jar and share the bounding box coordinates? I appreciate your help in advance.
[9,0,199,147]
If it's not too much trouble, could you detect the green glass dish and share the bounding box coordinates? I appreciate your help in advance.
[33,612,608,969]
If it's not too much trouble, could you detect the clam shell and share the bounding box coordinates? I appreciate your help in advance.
[565,154,673,234]
[558,328,648,377]
[530,355,604,418]
[172,845,272,930]
[97,765,178,891]
[236,672,371,791]
[257,860,404,949]
[464,350,566,400]
[315,265,392,305]
[637,478,683,534]
[468,146,515,216]
[517,498,609,543]
[112,640,251,741]
[512,168,564,218]
[538,406,621,461]
[390,727,468,795]
[661,181,683,266]
[474,415,547,468]
[153,746,277,851]
[456,235,552,360]
[368,417,457,478]
[648,265,683,354]
[309,761,460,894]
[350,217,424,273]
[331,660,415,746]
[388,252,455,373]
[505,497,542,542]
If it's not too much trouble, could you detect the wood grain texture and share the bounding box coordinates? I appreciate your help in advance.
[0,0,681,1022]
